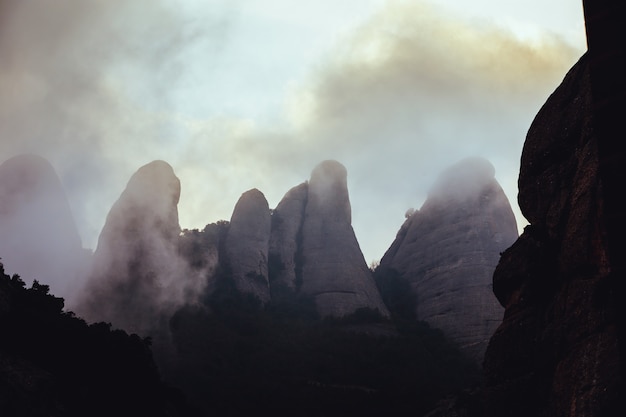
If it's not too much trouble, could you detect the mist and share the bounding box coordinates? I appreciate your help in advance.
[74,160,210,334]
[0,0,586,318]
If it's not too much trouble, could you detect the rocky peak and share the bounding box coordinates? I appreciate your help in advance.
[125,160,180,211]
[298,160,390,318]
[78,160,198,335]
[427,156,497,203]
[307,160,351,223]
[224,188,272,303]
[380,156,518,363]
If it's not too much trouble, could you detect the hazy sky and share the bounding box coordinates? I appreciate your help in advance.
[0,0,587,264]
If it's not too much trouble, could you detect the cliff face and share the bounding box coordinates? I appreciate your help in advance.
[299,160,389,318]
[0,154,89,308]
[380,157,518,362]
[266,161,389,318]
[223,189,272,303]
[176,160,387,318]
[268,182,308,291]
[79,161,202,335]
[483,53,623,416]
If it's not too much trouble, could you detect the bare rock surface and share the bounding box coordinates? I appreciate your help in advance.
[224,188,272,303]
[380,157,518,362]
[78,160,199,334]
[298,160,389,318]
[268,182,308,290]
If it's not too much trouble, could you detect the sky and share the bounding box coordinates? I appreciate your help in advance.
[0,0,587,265]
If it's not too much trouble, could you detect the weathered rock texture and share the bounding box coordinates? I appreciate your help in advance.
[79,161,201,334]
[223,189,272,303]
[296,160,389,318]
[184,160,387,318]
[0,154,89,307]
[483,52,624,416]
[268,182,308,290]
[380,157,518,362]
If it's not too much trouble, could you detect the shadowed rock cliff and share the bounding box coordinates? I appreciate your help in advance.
[380,157,518,362]
[0,154,90,308]
[483,52,624,417]
[268,182,308,291]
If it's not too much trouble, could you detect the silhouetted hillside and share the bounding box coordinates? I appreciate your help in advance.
[153,254,481,417]
[0,262,200,417]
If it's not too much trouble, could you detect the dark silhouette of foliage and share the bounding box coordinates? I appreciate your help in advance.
[162,278,481,417]
[178,221,229,270]
[0,262,200,417]
[374,265,418,322]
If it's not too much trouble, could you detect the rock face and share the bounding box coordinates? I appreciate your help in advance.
[219,161,388,318]
[268,182,308,290]
[483,52,624,416]
[379,157,518,362]
[0,154,89,307]
[223,189,272,303]
[79,160,199,334]
[291,160,389,318]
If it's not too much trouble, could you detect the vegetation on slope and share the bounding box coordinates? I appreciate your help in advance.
[0,262,199,417]
[158,262,481,417]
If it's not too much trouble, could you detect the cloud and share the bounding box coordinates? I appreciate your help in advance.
[0,0,585,268]
[193,0,583,261]
[0,0,235,246]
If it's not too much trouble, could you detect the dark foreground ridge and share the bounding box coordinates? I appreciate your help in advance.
[481,3,626,411]
[0,262,200,417]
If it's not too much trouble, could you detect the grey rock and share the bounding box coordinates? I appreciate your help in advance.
[224,188,272,303]
[268,182,308,290]
[299,160,390,318]
[380,157,518,362]
[79,160,200,334]
[0,154,90,308]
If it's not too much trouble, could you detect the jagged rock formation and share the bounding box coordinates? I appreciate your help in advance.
[483,52,624,416]
[379,157,518,362]
[268,182,308,290]
[269,160,389,318]
[78,160,201,335]
[0,154,90,308]
[223,189,272,303]
[195,161,388,318]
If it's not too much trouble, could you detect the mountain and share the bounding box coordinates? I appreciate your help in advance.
[77,160,203,335]
[483,51,624,416]
[298,160,390,317]
[270,160,390,318]
[223,188,272,303]
[379,156,518,362]
[0,154,488,416]
[0,154,90,309]
[186,160,389,318]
